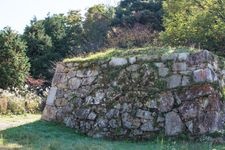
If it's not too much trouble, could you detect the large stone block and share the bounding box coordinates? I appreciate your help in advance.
[42,105,57,121]
[46,87,57,106]
[165,111,184,136]
[193,68,217,83]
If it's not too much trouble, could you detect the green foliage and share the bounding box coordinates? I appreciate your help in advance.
[83,4,115,51]
[114,0,163,31]
[64,10,84,55]
[23,6,115,80]
[23,14,80,79]
[161,0,225,52]
[106,24,160,48]
[23,18,53,79]
[0,27,30,89]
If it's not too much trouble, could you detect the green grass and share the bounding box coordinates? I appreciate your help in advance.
[64,46,199,63]
[0,114,225,150]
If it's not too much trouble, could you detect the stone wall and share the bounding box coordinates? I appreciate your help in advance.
[42,50,225,139]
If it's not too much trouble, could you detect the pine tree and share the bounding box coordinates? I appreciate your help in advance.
[0,27,30,89]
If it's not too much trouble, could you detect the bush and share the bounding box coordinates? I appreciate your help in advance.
[0,96,8,114]
[106,23,160,48]
[7,99,26,115]
[0,89,42,115]
[0,27,30,89]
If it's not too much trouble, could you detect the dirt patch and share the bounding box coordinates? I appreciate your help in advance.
[0,114,41,131]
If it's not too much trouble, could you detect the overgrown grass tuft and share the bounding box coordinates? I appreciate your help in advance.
[64,46,199,63]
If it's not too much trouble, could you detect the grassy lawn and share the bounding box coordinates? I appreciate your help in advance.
[0,114,225,150]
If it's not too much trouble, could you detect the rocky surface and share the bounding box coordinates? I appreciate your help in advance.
[42,50,225,139]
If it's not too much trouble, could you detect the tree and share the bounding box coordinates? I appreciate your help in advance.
[23,18,54,79]
[0,27,30,89]
[64,10,84,55]
[83,4,115,51]
[23,13,84,79]
[161,0,225,52]
[114,0,163,31]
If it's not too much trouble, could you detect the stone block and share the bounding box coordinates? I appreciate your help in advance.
[46,87,57,106]
[193,68,217,83]
[41,105,57,121]
[68,77,81,90]
[159,68,169,77]
[172,63,187,71]
[136,109,153,120]
[178,53,189,61]
[122,113,141,129]
[181,76,190,86]
[165,111,184,136]
[140,121,155,131]
[87,112,97,120]
[75,109,90,119]
[55,63,65,73]
[167,75,182,88]
[126,64,140,72]
[109,57,128,66]
[128,57,136,64]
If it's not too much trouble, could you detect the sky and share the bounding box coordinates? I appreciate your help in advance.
[0,0,120,33]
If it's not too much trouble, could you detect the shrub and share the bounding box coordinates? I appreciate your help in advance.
[7,99,26,115]
[106,23,160,48]
[0,89,42,115]
[25,100,40,114]
[0,96,8,114]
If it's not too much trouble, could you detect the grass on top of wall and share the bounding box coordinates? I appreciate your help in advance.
[63,46,199,63]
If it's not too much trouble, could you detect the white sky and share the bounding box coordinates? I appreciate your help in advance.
[0,0,120,33]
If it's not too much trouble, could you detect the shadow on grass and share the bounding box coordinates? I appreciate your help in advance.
[0,120,224,150]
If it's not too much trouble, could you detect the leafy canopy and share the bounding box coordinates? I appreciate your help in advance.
[0,27,30,89]
[161,0,225,52]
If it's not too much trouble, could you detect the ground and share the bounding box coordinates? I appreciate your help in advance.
[0,114,225,150]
